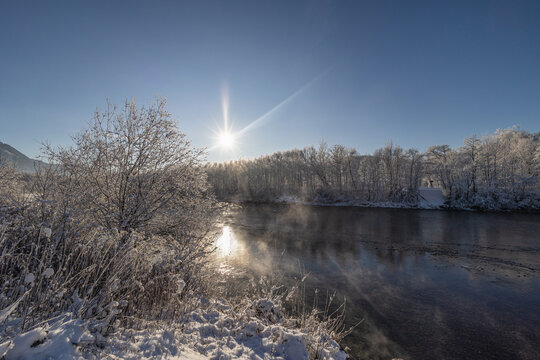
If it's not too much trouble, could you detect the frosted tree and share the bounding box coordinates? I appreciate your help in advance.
[463,134,481,197]
[44,98,212,234]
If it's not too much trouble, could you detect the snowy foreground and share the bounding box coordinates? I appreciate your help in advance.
[0,298,347,360]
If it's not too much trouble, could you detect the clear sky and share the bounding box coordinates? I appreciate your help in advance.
[1,0,539,162]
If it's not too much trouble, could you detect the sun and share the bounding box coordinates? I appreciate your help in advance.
[218,131,235,149]
[208,86,239,152]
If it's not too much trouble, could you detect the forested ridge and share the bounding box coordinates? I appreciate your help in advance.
[206,127,540,210]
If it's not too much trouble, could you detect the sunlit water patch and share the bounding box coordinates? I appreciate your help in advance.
[216,225,241,257]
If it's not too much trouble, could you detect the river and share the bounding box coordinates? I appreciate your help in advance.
[214,204,540,360]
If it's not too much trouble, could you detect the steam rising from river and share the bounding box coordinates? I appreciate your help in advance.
[214,204,540,359]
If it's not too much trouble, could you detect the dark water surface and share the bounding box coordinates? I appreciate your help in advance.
[215,204,540,360]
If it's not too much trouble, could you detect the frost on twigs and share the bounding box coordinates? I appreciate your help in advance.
[0,98,216,331]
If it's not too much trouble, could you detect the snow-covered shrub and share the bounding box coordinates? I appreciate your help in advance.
[0,99,218,337]
[42,97,214,235]
[0,211,209,332]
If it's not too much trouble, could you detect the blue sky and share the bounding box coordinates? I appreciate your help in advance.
[1,0,539,162]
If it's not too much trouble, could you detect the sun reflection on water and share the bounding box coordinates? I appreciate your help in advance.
[216,225,239,257]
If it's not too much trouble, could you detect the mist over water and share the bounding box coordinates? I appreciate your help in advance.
[215,204,540,360]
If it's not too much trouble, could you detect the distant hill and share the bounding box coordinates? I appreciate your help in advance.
[0,142,47,172]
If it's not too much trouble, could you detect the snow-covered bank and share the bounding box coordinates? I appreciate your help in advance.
[274,196,433,210]
[226,186,540,212]
[245,194,442,210]
[0,298,347,360]
[418,187,445,208]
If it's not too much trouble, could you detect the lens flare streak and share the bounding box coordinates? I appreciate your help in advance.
[209,68,331,152]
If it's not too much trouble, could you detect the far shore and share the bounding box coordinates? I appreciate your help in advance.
[219,197,540,214]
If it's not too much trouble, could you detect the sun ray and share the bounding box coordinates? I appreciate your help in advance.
[237,67,332,137]
[208,67,332,152]
[222,86,229,132]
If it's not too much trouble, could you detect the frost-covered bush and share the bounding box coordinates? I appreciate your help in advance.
[43,97,214,234]
[0,200,212,333]
[0,99,217,336]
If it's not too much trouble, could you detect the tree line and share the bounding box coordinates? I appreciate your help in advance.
[206,127,540,210]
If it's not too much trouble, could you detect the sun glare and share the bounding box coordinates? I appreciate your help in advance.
[216,226,238,256]
[218,131,235,149]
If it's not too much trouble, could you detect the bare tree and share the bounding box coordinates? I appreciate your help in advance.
[44,98,212,234]
[464,134,481,196]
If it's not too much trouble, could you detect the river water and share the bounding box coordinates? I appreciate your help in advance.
[214,204,540,360]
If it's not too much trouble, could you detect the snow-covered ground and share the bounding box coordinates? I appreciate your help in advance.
[0,298,347,360]
[418,187,445,209]
[275,192,445,210]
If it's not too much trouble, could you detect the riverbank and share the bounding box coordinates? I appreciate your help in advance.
[220,188,540,213]
[0,297,348,359]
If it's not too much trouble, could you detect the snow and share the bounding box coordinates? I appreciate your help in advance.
[179,298,346,360]
[1,317,93,360]
[418,187,445,209]
[275,189,447,210]
[275,195,431,210]
[176,278,185,294]
[0,298,348,360]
